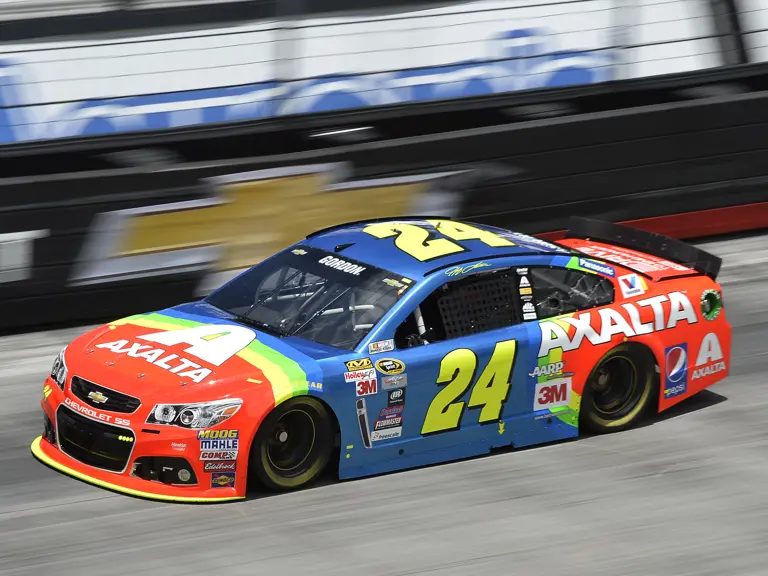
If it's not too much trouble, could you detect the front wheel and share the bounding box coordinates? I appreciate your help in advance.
[580,343,657,434]
[249,396,334,491]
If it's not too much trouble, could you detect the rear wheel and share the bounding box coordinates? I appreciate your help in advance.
[249,396,334,491]
[580,343,657,433]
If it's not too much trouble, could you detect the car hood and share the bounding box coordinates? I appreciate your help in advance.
[69,302,326,403]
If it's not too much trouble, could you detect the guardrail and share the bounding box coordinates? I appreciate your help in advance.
[1,76,767,333]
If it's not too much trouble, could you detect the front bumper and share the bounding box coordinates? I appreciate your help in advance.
[33,378,247,503]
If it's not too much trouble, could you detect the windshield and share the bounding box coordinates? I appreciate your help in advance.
[205,245,415,350]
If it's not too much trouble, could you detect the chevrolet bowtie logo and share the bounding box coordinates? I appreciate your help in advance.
[68,163,469,293]
[88,390,108,404]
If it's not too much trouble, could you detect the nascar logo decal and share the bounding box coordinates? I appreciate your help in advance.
[664,343,688,398]
[375,358,405,375]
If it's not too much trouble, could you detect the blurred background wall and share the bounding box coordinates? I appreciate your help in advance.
[0,0,752,142]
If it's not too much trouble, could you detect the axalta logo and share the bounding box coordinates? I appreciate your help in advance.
[96,323,258,383]
[318,255,367,276]
[692,333,726,380]
[537,292,698,357]
[578,258,616,277]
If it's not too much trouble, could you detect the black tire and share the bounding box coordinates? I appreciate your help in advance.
[580,343,658,434]
[249,396,334,492]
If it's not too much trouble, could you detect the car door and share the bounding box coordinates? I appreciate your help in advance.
[518,263,616,431]
[360,264,534,461]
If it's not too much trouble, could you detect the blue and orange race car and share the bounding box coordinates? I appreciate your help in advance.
[32,217,731,502]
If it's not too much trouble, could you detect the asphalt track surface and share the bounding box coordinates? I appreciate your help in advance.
[2,234,768,576]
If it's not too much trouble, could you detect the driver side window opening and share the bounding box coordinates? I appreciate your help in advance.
[394,268,520,349]
[528,266,614,320]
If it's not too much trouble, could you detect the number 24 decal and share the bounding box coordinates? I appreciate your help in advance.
[363,220,514,262]
[421,339,517,435]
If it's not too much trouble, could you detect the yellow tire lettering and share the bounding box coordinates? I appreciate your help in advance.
[467,340,517,423]
[422,339,517,434]
[421,348,477,434]
[426,220,515,248]
[363,222,465,262]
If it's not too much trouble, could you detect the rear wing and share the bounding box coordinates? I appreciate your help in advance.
[565,217,722,280]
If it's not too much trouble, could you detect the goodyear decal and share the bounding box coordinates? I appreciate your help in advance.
[111,311,308,406]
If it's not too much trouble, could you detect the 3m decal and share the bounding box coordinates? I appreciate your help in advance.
[211,472,236,488]
[664,343,688,398]
[445,262,491,277]
[375,358,405,375]
[63,397,131,426]
[363,219,514,262]
[368,339,394,354]
[356,377,378,397]
[537,292,698,358]
[204,461,236,472]
[345,358,373,371]
[422,339,517,435]
[618,273,646,298]
[534,378,572,411]
[692,333,726,379]
[68,164,466,291]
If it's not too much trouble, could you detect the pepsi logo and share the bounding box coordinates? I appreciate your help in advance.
[666,345,688,383]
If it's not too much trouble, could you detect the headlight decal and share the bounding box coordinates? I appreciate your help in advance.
[50,346,68,390]
[145,398,243,429]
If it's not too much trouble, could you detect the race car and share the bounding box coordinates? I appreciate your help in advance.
[32,216,731,502]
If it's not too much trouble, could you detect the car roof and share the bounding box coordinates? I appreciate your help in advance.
[301,217,570,279]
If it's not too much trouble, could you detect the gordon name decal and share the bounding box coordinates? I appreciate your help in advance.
[538,291,698,357]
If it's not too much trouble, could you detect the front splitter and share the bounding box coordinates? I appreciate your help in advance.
[30,436,245,504]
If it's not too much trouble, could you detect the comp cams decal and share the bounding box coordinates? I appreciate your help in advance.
[537,291,698,358]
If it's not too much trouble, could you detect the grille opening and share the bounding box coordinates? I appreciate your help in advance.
[56,405,135,472]
[70,376,141,414]
[131,456,198,485]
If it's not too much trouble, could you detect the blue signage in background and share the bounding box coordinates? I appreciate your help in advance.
[0,28,614,144]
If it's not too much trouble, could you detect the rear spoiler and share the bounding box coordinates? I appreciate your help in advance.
[565,217,722,280]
